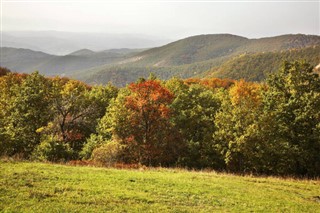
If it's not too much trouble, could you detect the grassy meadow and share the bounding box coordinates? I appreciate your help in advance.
[0,161,319,212]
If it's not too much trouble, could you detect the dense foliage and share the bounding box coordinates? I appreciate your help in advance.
[0,61,319,176]
[79,46,320,87]
[0,70,118,161]
[76,35,320,86]
[206,46,320,81]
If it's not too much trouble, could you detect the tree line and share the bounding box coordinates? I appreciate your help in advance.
[0,61,319,177]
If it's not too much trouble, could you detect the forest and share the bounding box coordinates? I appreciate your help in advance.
[0,61,319,177]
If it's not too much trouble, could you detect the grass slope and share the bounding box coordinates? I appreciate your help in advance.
[1,161,319,212]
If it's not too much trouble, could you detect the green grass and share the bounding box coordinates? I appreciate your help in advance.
[0,161,319,212]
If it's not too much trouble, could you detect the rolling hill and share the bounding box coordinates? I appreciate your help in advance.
[117,34,320,67]
[0,47,55,73]
[68,49,96,56]
[0,47,146,76]
[203,46,320,81]
[2,31,171,55]
[75,34,320,86]
[1,34,319,86]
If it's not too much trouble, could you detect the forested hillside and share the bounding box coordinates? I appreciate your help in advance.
[2,34,319,86]
[1,61,319,176]
[124,34,320,66]
[77,46,319,86]
[204,46,320,81]
[75,34,320,85]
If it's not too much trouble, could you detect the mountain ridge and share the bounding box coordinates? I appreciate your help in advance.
[2,31,172,55]
[1,33,319,86]
[0,47,146,76]
[68,49,96,56]
[73,33,320,86]
[122,33,320,67]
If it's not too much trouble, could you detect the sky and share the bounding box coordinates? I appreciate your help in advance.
[1,0,319,39]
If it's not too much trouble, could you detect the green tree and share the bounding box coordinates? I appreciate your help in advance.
[214,61,320,176]
[0,73,24,155]
[86,83,118,124]
[0,72,52,157]
[79,84,118,159]
[38,78,92,159]
[166,78,222,168]
[214,80,265,173]
[262,61,320,175]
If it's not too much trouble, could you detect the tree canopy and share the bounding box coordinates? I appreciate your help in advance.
[0,61,319,177]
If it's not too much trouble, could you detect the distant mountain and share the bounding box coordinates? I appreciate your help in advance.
[115,34,320,67]
[75,34,320,86]
[125,34,248,66]
[67,48,146,57]
[1,33,319,86]
[0,47,55,73]
[2,31,172,55]
[0,47,146,76]
[68,49,96,56]
[102,48,149,55]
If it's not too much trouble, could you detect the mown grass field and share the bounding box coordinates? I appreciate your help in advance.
[0,161,319,212]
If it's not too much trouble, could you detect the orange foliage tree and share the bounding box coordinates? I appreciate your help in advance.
[124,80,178,165]
[184,78,234,89]
[214,79,265,172]
[102,79,182,166]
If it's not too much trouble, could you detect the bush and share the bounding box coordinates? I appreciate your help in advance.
[80,134,106,160]
[91,141,123,166]
[32,135,73,162]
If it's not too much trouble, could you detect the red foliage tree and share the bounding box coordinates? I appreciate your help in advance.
[124,80,179,165]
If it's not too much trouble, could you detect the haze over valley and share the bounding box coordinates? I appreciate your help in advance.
[1,1,319,86]
[2,31,171,55]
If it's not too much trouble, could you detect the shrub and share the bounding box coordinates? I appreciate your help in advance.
[32,135,73,162]
[80,134,106,160]
[91,141,123,166]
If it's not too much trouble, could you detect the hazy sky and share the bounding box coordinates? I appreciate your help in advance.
[1,0,319,39]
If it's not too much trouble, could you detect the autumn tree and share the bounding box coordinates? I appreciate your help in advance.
[99,79,180,166]
[214,80,265,173]
[214,61,320,176]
